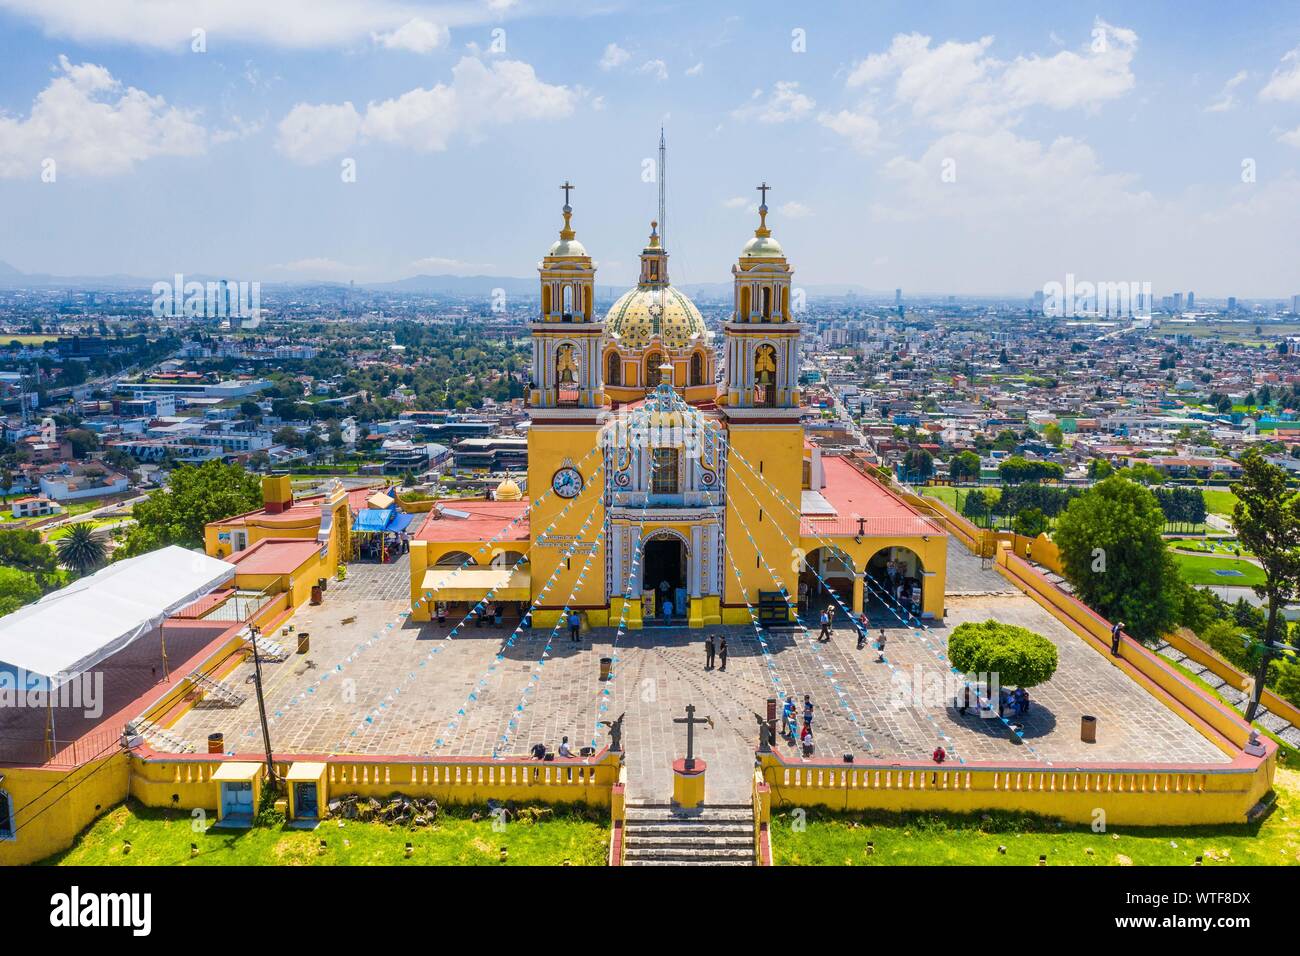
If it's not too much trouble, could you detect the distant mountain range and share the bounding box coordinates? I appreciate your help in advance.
[0,260,898,300]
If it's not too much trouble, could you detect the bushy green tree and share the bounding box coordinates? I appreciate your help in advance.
[115,460,263,558]
[0,565,41,616]
[1053,476,1180,641]
[948,620,1059,688]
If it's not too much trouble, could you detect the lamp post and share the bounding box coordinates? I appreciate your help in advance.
[248,623,277,786]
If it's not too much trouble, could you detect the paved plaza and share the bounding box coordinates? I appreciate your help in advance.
[170,563,1229,803]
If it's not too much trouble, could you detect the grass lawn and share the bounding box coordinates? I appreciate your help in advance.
[1174,553,1266,587]
[771,768,1300,866]
[1202,489,1239,518]
[42,800,609,866]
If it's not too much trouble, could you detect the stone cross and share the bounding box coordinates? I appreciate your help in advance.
[756,181,771,206]
[560,180,575,205]
[673,703,711,771]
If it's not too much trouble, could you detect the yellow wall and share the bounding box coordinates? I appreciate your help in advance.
[0,753,130,866]
[756,751,1273,826]
[526,426,606,621]
[724,424,803,614]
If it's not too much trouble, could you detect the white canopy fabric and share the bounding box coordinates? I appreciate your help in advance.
[0,545,235,688]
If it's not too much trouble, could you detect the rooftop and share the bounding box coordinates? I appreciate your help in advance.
[415,498,530,543]
[226,537,324,575]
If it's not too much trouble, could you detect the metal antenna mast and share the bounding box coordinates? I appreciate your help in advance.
[658,128,667,251]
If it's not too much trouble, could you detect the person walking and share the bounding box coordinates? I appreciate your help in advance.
[705,634,716,670]
[876,628,887,663]
[818,605,833,642]
[568,609,581,643]
[802,694,814,732]
[856,612,869,650]
[435,601,447,627]
[1110,620,1123,657]
[718,636,728,672]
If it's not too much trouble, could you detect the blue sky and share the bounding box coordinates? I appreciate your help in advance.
[1,0,1299,297]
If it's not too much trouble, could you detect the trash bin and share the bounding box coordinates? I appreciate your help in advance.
[1080,714,1097,743]
[318,576,328,592]
[297,632,310,654]
[310,584,323,605]
[599,657,612,681]
[207,732,224,754]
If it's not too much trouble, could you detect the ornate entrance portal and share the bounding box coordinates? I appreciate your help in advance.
[643,532,687,622]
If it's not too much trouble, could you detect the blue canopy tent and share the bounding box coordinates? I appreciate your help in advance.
[351,503,415,561]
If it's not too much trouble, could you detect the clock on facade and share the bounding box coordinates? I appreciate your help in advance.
[551,466,583,499]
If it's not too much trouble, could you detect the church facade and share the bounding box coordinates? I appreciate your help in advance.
[408,189,947,629]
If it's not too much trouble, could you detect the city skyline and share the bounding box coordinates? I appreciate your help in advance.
[1,1,1300,295]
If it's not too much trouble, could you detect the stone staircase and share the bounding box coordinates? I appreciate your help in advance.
[623,803,754,866]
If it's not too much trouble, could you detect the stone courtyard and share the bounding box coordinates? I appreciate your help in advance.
[169,540,1230,804]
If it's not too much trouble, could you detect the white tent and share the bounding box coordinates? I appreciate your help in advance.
[0,545,235,689]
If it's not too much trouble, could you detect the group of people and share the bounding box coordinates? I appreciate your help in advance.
[781,694,817,756]
[703,634,729,671]
[433,601,528,629]
[529,735,582,760]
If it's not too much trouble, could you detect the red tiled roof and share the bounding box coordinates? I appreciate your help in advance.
[804,457,945,538]
[226,537,323,574]
[415,498,530,543]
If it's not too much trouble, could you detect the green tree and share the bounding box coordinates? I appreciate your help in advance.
[0,528,60,590]
[1231,450,1300,720]
[115,460,263,558]
[1012,507,1049,538]
[1043,423,1064,447]
[1053,476,1180,641]
[56,523,108,576]
[0,565,42,616]
[948,620,1059,688]
[902,448,934,482]
[949,450,981,483]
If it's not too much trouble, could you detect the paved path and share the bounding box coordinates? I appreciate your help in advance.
[171,590,1228,806]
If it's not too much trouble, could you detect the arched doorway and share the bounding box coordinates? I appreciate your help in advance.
[798,547,855,619]
[865,546,925,615]
[641,530,688,623]
[690,351,704,385]
[606,352,621,386]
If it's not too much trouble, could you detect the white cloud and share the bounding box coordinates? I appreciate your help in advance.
[409,255,494,273]
[275,101,363,164]
[817,108,882,153]
[685,62,704,77]
[0,0,489,50]
[1205,70,1248,113]
[639,59,668,82]
[0,55,207,178]
[837,19,1137,135]
[372,17,449,54]
[275,56,575,162]
[1279,125,1300,148]
[733,81,815,123]
[722,196,749,209]
[778,201,812,219]
[599,43,630,70]
[1260,47,1300,102]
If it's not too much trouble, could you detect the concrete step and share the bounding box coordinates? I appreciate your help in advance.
[627,834,753,849]
[624,846,754,862]
[624,822,752,837]
[625,859,753,866]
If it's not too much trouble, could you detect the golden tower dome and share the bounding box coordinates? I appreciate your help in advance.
[604,221,707,351]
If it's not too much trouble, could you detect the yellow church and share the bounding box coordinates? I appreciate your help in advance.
[408,186,947,630]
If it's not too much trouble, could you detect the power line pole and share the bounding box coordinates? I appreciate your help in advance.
[248,623,277,787]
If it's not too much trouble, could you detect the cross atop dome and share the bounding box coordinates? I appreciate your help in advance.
[755,182,772,238]
[559,180,576,240]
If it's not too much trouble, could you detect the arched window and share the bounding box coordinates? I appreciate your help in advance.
[738,287,751,320]
[562,285,573,320]
[542,286,552,315]
[762,287,772,319]
[606,352,621,386]
[754,344,777,407]
[645,352,663,388]
[582,286,592,320]
[435,551,478,567]
[690,351,703,386]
